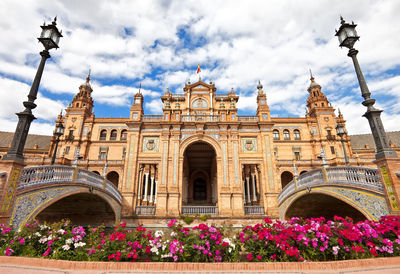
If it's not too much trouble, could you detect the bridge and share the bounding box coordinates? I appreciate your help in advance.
[11,165,122,228]
[278,166,389,221]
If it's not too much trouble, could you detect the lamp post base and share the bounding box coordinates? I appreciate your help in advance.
[374,157,400,216]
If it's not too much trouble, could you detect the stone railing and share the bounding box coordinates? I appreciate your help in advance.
[237,115,259,122]
[278,166,383,204]
[18,165,122,203]
[181,115,220,122]
[142,115,163,121]
[181,206,218,215]
[244,206,265,215]
[135,206,156,215]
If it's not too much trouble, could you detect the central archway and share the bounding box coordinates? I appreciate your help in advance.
[182,141,217,205]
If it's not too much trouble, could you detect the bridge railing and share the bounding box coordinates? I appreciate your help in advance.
[278,166,383,204]
[19,165,122,203]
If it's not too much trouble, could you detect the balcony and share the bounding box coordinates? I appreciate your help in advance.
[181,206,218,215]
[244,206,265,215]
[135,206,156,215]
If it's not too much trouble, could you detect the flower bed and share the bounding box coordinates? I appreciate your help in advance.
[0,216,399,262]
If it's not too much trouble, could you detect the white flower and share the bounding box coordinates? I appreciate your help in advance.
[155,230,164,238]
[62,244,70,251]
[40,225,49,230]
[34,232,41,237]
[151,246,159,255]
[57,229,65,234]
[65,238,73,245]
[74,242,86,248]
[170,232,177,237]
[38,237,47,243]
[17,228,21,233]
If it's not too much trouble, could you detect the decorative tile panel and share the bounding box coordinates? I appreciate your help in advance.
[241,137,257,152]
[142,137,159,152]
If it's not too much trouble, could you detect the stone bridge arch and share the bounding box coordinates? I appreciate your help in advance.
[11,165,122,228]
[278,166,389,221]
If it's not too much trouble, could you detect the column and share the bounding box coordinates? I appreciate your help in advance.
[251,166,257,202]
[137,166,143,201]
[149,165,155,203]
[154,181,158,204]
[246,176,251,204]
[143,168,149,202]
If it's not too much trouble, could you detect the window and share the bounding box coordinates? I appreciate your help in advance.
[262,113,268,119]
[99,147,108,160]
[330,146,335,154]
[221,113,225,120]
[120,130,127,140]
[164,113,169,120]
[83,126,88,136]
[283,130,290,140]
[132,112,138,119]
[294,151,301,161]
[293,129,301,140]
[110,130,117,140]
[99,130,107,140]
[65,146,70,154]
[273,130,280,140]
[231,114,235,120]
[68,130,74,138]
[175,113,179,120]
[327,130,332,136]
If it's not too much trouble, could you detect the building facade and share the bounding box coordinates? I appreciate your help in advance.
[3,74,399,220]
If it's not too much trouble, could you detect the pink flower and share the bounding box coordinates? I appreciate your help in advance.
[42,247,51,257]
[256,255,262,260]
[168,219,177,227]
[19,238,25,244]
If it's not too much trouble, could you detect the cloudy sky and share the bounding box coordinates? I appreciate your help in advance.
[0,0,399,136]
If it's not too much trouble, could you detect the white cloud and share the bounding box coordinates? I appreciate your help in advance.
[0,0,398,136]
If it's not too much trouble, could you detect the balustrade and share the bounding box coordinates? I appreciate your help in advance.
[181,206,218,215]
[237,116,259,122]
[135,206,156,215]
[142,115,163,121]
[181,115,220,122]
[278,166,382,204]
[244,206,264,215]
[18,165,121,203]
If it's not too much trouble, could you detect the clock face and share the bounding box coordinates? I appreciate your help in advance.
[260,100,265,105]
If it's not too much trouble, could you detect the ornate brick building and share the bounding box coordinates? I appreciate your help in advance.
[2,73,399,222]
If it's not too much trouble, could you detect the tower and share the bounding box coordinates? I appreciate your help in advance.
[256,81,270,121]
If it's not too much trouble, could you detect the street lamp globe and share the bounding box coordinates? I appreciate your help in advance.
[39,17,63,50]
[335,16,359,49]
[336,123,346,138]
[54,122,64,137]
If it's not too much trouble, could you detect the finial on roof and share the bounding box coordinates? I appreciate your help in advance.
[59,109,63,116]
[86,69,91,83]
[139,83,142,94]
[338,108,342,116]
[257,80,263,90]
[309,68,314,82]
[340,15,345,25]
[52,16,57,25]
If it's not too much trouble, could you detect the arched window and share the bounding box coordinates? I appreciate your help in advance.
[99,130,107,140]
[273,130,280,140]
[283,129,290,140]
[293,129,301,140]
[110,130,117,140]
[120,130,127,141]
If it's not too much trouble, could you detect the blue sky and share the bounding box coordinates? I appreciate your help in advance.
[0,0,399,135]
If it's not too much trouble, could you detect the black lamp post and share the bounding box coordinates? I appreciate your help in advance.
[336,123,349,165]
[51,122,64,165]
[3,17,62,163]
[335,17,397,160]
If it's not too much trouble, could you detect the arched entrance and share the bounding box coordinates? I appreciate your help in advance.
[281,171,293,189]
[107,171,119,188]
[35,193,116,226]
[285,193,367,222]
[183,141,217,205]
